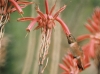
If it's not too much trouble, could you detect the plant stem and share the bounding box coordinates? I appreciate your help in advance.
[38,47,45,74]
[38,28,51,74]
[38,64,43,74]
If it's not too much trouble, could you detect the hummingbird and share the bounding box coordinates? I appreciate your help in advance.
[67,34,84,70]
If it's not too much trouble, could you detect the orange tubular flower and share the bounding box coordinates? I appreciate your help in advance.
[18,0,71,36]
[0,0,33,26]
[18,0,72,73]
[59,53,80,74]
[0,0,33,15]
[77,7,100,58]
[18,1,90,72]
[59,52,90,74]
[0,0,33,39]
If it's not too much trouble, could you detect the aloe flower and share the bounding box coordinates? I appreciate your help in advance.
[0,0,33,25]
[0,0,33,15]
[0,0,33,48]
[0,0,33,39]
[18,1,91,74]
[59,53,80,74]
[77,7,100,58]
[18,0,72,74]
[18,0,70,35]
[59,52,90,74]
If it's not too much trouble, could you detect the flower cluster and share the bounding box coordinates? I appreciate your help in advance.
[17,0,95,74]
[18,0,72,74]
[18,0,70,36]
[59,53,79,74]
[77,7,100,59]
[0,0,33,40]
[0,0,33,68]
[59,7,100,74]
[0,0,33,25]
[59,49,90,74]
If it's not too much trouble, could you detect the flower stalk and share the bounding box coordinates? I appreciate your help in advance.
[18,0,71,73]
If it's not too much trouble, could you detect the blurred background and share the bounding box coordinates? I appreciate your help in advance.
[0,0,100,74]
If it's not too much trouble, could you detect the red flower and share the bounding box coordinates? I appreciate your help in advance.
[0,0,33,26]
[0,0,33,15]
[59,53,79,74]
[77,7,100,58]
[0,0,33,41]
[18,1,73,73]
[18,0,71,36]
[59,52,90,74]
